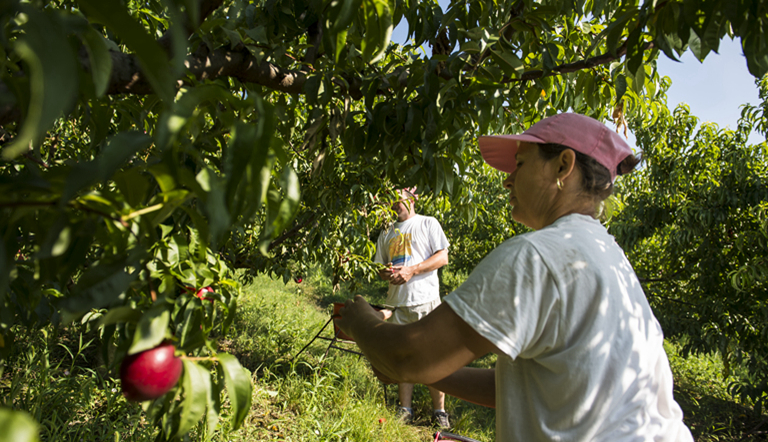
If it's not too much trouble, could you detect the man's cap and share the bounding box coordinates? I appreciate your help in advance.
[399,187,418,200]
[478,113,634,182]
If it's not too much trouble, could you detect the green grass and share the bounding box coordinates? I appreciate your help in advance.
[1,327,159,441]
[2,270,767,441]
[665,340,768,441]
[223,271,453,441]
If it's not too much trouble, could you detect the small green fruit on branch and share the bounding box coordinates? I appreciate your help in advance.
[120,342,183,402]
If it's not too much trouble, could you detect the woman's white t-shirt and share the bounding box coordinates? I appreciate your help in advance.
[445,214,693,442]
[374,214,450,307]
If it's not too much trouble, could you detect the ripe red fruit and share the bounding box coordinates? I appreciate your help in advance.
[378,418,385,424]
[294,277,303,284]
[120,342,183,401]
[195,286,215,302]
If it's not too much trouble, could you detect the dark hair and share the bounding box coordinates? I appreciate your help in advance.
[537,143,641,201]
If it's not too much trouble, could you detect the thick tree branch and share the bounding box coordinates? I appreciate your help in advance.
[185,47,308,94]
[0,0,227,128]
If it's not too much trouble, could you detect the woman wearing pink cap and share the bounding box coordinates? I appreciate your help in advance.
[337,113,693,441]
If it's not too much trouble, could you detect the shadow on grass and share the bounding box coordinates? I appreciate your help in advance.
[676,386,768,441]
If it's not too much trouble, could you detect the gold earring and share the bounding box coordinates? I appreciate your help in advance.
[556,178,563,190]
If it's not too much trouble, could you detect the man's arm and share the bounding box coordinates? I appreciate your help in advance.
[389,248,448,285]
[335,296,497,388]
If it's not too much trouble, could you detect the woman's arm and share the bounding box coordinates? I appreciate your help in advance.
[429,367,496,408]
[335,296,498,386]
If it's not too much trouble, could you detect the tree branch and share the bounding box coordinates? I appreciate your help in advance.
[0,31,654,127]
[267,212,318,252]
[185,47,308,94]
[505,41,655,83]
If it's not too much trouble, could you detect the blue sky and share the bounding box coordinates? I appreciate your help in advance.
[390,14,765,148]
[657,37,763,146]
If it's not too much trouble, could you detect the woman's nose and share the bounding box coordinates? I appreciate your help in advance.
[503,173,514,189]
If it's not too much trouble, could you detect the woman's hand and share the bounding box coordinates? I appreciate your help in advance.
[335,295,391,339]
[370,363,399,384]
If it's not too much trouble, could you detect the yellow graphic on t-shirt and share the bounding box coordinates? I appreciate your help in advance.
[388,232,412,266]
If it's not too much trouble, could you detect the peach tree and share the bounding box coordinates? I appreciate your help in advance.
[611,77,768,412]
[0,0,766,439]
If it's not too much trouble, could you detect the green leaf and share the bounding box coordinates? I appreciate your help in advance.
[158,0,187,78]
[233,97,276,220]
[687,32,704,61]
[149,162,178,193]
[62,131,152,202]
[36,216,71,259]
[114,168,151,207]
[178,298,204,351]
[329,0,362,32]
[259,167,301,254]
[244,26,267,43]
[223,122,258,216]
[360,0,392,64]
[0,408,39,442]
[743,33,768,78]
[3,7,77,160]
[77,0,175,102]
[0,238,9,299]
[177,360,209,437]
[80,25,113,97]
[435,159,445,194]
[61,249,145,321]
[205,370,222,438]
[489,49,524,78]
[615,74,627,102]
[217,353,252,431]
[222,28,242,48]
[156,84,237,148]
[196,168,231,248]
[128,303,171,354]
[151,190,191,226]
[335,29,348,63]
[99,306,143,326]
[181,207,210,261]
[605,11,632,55]
[654,32,681,62]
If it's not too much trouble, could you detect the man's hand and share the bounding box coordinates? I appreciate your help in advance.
[378,262,398,281]
[335,295,391,340]
[389,265,414,285]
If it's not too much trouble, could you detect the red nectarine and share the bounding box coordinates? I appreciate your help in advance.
[120,342,182,401]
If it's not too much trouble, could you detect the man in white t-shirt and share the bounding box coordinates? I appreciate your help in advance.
[374,188,451,428]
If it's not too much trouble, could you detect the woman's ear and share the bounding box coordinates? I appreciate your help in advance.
[557,148,577,180]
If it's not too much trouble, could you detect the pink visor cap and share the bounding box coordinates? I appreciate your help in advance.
[478,113,634,182]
